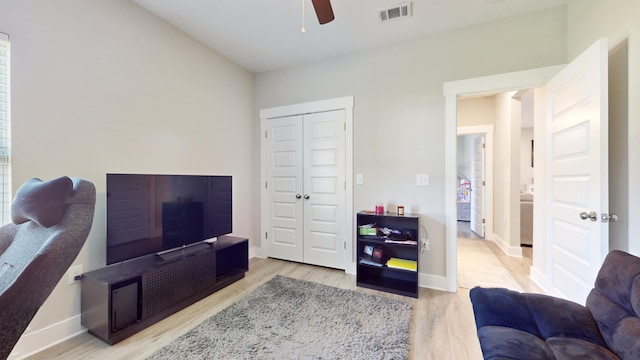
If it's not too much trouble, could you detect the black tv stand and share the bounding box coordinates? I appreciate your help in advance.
[81,235,248,345]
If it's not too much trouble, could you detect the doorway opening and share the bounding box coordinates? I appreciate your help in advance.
[456,133,486,241]
[443,65,562,292]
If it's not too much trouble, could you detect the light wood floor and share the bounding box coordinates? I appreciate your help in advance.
[26,235,540,360]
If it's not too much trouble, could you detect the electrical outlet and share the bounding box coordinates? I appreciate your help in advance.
[416,174,430,186]
[68,264,83,285]
[356,174,364,185]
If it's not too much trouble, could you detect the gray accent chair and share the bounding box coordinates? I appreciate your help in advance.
[0,177,95,360]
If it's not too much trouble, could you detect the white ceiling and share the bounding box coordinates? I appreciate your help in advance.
[133,0,568,73]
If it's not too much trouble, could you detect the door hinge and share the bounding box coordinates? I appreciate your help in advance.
[482,218,486,224]
[482,181,486,186]
[344,241,346,249]
[265,181,268,189]
[344,122,346,131]
[265,232,268,239]
[482,143,486,149]
[265,130,268,139]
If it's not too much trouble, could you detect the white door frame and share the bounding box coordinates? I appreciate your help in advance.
[443,66,563,292]
[259,96,355,274]
[457,125,494,240]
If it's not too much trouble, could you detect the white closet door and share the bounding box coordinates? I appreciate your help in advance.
[266,116,304,262]
[302,110,346,269]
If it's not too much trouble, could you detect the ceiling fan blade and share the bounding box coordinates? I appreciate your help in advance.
[311,0,335,25]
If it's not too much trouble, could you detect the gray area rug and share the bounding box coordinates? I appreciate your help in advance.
[147,275,412,359]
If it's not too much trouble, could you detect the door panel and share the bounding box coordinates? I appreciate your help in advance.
[267,116,304,262]
[546,38,608,305]
[471,135,485,237]
[303,110,346,269]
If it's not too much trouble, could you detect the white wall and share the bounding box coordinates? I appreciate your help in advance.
[0,0,255,357]
[567,0,640,255]
[457,96,497,127]
[493,92,522,254]
[255,6,567,279]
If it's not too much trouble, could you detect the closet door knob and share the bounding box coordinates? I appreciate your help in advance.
[296,194,302,199]
[579,211,598,222]
[304,194,310,200]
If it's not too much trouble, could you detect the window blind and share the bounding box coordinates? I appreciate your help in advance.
[0,33,10,225]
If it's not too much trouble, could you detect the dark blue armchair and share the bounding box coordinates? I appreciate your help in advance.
[470,250,640,360]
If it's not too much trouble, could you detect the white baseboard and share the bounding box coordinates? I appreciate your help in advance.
[529,265,547,293]
[492,234,523,257]
[250,246,266,259]
[8,315,86,360]
[419,272,451,292]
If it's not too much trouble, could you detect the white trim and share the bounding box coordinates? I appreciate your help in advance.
[492,234,523,257]
[443,66,564,97]
[529,264,547,292]
[260,96,354,273]
[419,272,449,292]
[443,65,563,293]
[0,33,7,41]
[8,315,86,360]
[259,97,354,119]
[249,246,266,259]
[444,94,458,292]
[456,124,494,135]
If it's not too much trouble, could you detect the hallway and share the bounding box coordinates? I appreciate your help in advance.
[457,221,541,294]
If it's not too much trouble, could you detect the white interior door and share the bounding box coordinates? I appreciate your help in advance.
[303,110,346,269]
[266,116,304,262]
[545,38,608,305]
[470,135,485,237]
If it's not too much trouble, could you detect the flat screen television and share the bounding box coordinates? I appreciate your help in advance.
[106,174,232,265]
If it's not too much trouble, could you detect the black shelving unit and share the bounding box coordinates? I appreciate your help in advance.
[356,211,419,298]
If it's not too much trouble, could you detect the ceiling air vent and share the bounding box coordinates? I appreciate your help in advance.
[379,2,412,22]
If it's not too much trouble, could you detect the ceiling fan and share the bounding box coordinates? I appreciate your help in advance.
[311,0,335,24]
